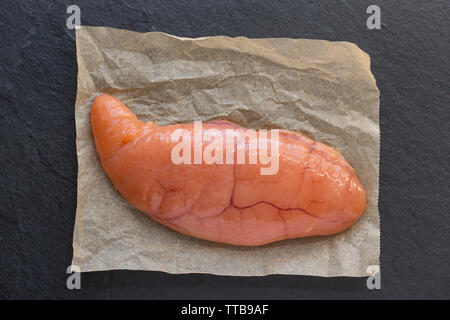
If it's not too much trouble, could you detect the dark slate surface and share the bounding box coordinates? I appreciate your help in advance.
[0,0,449,300]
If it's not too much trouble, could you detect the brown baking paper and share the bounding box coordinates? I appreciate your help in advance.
[72,26,380,277]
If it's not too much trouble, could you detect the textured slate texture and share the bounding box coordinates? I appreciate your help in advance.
[0,0,449,299]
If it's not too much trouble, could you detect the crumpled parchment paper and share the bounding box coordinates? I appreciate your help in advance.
[72,26,380,277]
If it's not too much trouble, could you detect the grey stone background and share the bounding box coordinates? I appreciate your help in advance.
[0,0,448,299]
